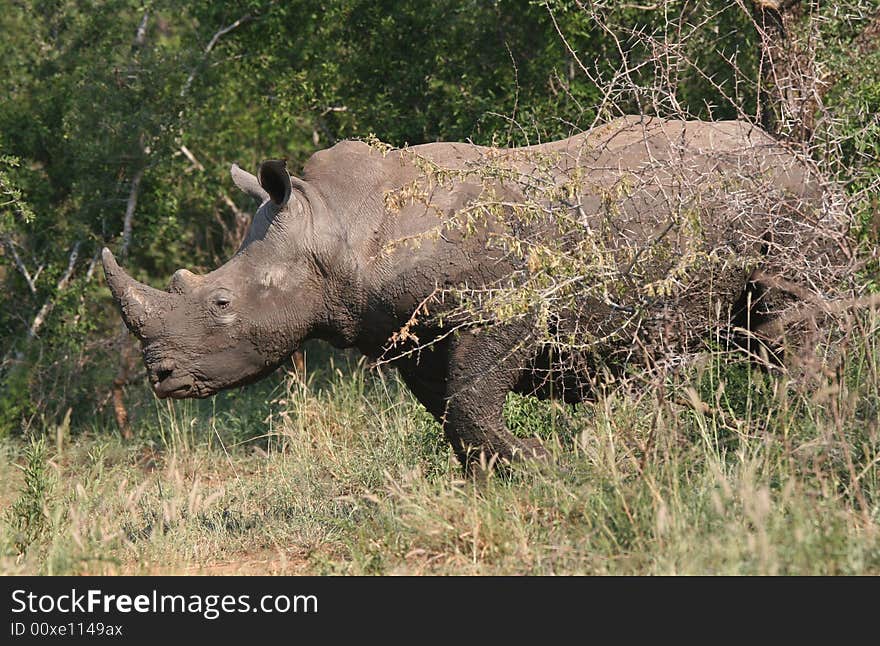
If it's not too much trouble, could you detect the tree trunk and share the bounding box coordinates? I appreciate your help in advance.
[112,338,134,439]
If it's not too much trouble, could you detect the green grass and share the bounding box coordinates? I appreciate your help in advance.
[1,326,879,575]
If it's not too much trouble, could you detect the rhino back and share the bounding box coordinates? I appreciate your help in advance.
[297,118,825,359]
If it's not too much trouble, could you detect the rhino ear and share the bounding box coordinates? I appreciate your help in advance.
[258,159,292,206]
[230,163,269,203]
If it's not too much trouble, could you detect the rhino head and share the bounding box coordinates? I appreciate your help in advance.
[103,160,351,399]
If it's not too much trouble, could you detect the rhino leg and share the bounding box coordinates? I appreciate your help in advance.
[397,322,548,472]
[729,269,804,367]
[440,324,549,472]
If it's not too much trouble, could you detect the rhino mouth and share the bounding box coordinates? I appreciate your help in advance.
[152,373,195,399]
[145,357,195,398]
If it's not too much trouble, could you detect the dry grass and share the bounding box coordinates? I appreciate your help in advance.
[1,321,878,575]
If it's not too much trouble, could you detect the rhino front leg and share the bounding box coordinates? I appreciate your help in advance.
[442,325,549,472]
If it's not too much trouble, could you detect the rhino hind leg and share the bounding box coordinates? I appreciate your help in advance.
[727,268,817,368]
[727,274,780,366]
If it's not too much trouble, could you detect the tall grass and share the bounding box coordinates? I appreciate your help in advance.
[1,322,878,575]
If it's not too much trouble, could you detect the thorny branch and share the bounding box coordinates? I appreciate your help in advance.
[374,1,876,387]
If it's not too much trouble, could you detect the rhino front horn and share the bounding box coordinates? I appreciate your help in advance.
[102,247,171,340]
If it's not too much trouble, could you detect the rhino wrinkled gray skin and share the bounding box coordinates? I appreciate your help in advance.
[103,116,834,469]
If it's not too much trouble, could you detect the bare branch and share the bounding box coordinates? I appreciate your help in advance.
[220,192,245,220]
[312,107,347,145]
[27,241,80,340]
[2,235,37,295]
[180,145,205,171]
[70,247,102,328]
[83,246,100,283]
[181,15,253,97]
[133,10,149,49]
[119,167,144,260]
[320,105,349,117]
[175,143,251,247]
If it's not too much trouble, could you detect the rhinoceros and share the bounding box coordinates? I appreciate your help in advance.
[102,116,843,469]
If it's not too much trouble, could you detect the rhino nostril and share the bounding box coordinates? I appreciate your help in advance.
[156,367,174,383]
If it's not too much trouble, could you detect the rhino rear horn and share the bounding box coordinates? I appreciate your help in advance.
[230,163,270,203]
[258,159,292,206]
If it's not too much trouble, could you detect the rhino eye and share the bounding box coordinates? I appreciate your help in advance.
[214,296,231,310]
